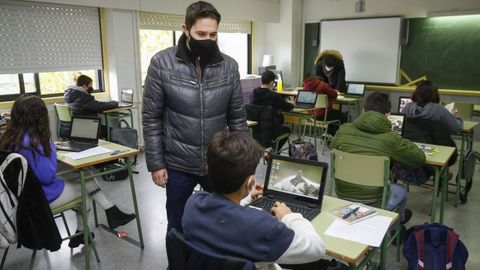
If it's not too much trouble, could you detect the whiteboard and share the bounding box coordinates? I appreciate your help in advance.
[320,17,402,84]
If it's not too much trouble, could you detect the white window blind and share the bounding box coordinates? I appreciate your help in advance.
[140,12,251,34]
[0,1,103,74]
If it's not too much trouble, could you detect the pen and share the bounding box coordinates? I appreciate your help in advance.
[342,207,360,219]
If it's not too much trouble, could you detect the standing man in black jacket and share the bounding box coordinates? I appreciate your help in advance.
[142,1,247,233]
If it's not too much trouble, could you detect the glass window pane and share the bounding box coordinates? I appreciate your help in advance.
[217,33,248,77]
[0,74,20,95]
[39,70,97,95]
[140,30,175,84]
[23,73,36,93]
[175,31,183,45]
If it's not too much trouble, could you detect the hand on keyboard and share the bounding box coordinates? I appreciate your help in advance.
[271,201,292,221]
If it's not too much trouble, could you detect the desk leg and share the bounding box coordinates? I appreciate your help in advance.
[80,170,91,270]
[431,167,440,223]
[455,133,466,207]
[127,158,144,248]
[440,166,447,224]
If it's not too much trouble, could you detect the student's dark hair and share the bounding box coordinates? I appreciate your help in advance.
[76,75,93,87]
[185,1,221,30]
[261,70,276,85]
[0,95,52,157]
[207,131,262,195]
[364,92,391,114]
[412,80,440,106]
[323,54,337,67]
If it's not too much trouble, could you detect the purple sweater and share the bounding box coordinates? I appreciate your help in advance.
[18,134,64,203]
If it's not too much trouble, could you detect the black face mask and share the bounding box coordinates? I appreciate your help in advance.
[188,34,219,60]
[87,87,94,94]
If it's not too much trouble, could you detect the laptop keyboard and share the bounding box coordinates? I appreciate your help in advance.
[250,198,314,219]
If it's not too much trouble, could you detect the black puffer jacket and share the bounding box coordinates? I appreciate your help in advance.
[142,34,247,175]
[64,86,118,116]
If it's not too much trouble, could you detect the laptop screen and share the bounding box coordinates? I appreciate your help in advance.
[267,157,326,200]
[346,83,365,95]
[70,117,101,140]
[121,89,134,103]
[398,97,412,113]
[387,113,405,136]
[296,91,317,105]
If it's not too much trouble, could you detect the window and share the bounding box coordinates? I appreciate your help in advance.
[0,1,104,101]
[140,30,175,84]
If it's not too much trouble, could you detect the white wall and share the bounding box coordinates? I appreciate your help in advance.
[304,0,480,22]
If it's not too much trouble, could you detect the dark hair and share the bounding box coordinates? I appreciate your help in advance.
[364,92,391,114]
[207,131,262,194]
[185,1,221,30]
[412,81,440,106]
[76,75,93,87]
[323,54,337,67]
[0,95,52,157]
[261,70,276,85]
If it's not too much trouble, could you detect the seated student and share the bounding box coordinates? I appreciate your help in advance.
[401,80,462,167]
[64,75,118,116]
[0,95,135,248]
[250,70,294,149]
[331,92,426,225]
[303,75,347,136]
[182,131,325,270]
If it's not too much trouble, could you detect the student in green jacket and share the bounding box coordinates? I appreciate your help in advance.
[331,92,426,224]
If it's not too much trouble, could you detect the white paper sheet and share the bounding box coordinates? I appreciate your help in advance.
[63,146,113,160]
[324,215,393,247]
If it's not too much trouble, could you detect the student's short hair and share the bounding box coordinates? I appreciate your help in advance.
[261,70,276,85]
[323,54,337,67]
[76,75,93,87]
[412,80,440,106]
[364,92,391,114]
[185,1,221,30]
[207,131,262,195]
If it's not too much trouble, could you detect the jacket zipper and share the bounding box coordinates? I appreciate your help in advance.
[196,57,205,175]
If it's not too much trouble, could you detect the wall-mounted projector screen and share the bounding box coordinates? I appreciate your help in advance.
[320,17,403,84]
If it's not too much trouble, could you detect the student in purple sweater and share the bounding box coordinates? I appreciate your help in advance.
[0,95,135,248]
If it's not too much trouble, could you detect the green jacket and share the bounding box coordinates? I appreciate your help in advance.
[331,111,426,200]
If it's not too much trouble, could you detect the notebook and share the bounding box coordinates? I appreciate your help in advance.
[387,113,406,136]
[344,83,365,98]
[56,116,101,152]
[295,90,318,109]
[249,155,328,221]
[398,96,412,113]
[117,89,134,108]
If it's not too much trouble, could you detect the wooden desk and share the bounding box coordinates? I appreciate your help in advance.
[415,143,455,224]
[312,196,399,269]
[102,104,139,141]
[57,140,144,269]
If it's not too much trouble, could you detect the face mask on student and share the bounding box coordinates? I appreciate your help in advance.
[87,87,94,94]
[188,32,219,60]
[325,65,334,72]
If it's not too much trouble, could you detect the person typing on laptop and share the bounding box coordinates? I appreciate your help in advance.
[0,95,136,248]
[182,131,326,270]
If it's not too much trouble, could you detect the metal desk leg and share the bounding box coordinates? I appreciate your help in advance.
[455,133,466,207]
[80,170,91,270]
[431,167,440,223]
[440,166,447,224]
[127,159,144,248]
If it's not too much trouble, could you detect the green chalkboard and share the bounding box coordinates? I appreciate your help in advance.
[303,23,320,79]
[401,16,480,90]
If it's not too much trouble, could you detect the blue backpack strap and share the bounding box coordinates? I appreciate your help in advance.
[414,229,425,270]
[445,230,459,270]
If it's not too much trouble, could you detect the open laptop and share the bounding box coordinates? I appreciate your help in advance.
[344,83,366,98]
[117,89,134,108]
[398,96,412,113]
[56,116,101,152]
[249,155,328,221]
[295,90,318,109]
[387,113,406,136]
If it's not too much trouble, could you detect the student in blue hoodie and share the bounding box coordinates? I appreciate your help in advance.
[0,95,135,248]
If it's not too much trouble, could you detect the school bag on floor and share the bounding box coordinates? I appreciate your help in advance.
[288,139,318,161]
[403,223,468,270]
[459,150,480,204]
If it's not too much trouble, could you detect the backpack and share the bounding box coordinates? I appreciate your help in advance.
[0,153,28,248]
[403,223,468,270]
[459,150,480,204]
[288,139,318,161]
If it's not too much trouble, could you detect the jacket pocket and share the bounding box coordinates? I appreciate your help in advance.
[205,76,229,88]
[169,74,196,88]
